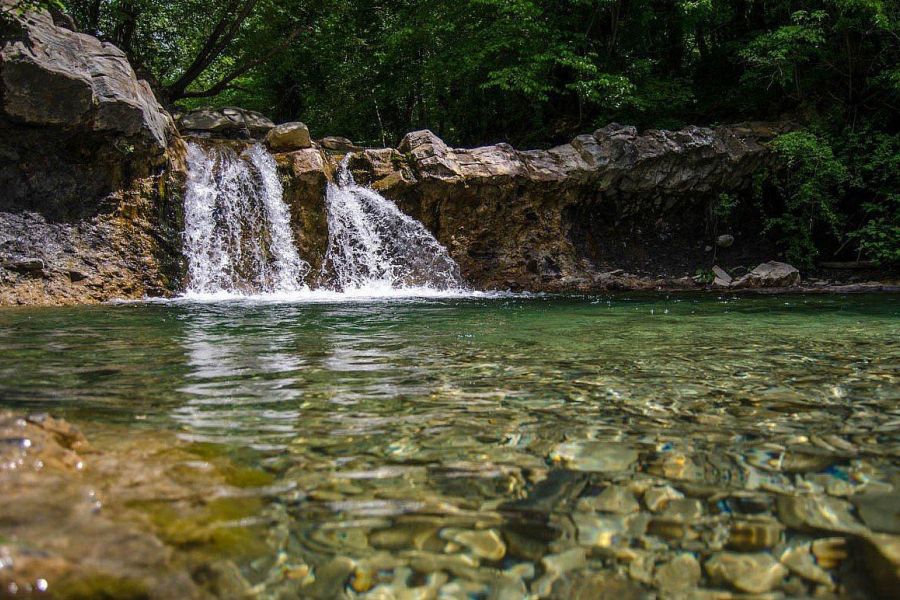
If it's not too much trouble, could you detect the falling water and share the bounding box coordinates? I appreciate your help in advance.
[320,157,464,291]
[183,142,310,294]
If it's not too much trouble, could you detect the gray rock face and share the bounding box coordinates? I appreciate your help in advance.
[318,136,359,152]
[177,107,274,140]
[0,4,175,218]
[733,261,801,288]
[351,124,784,291]
[265,122,311,151]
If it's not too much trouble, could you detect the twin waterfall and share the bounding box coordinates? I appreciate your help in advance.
[182,142,463,297]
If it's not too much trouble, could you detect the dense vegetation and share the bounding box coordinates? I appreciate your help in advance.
[5,0,899,266]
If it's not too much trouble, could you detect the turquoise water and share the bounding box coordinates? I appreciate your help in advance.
[0,293,898,598]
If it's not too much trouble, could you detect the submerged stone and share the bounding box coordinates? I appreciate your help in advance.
[705,552,788,593]
[549,442,638,473]
[644,485,684,512]
[726,520,784,551]
[654,553,701,593]
[777,495,865,534]
[778,543,833,586]
[852,491,900,534]
[440,528,506,561]
[578,485,640,514]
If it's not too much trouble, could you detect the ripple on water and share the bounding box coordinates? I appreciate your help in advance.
[0,293,898,597]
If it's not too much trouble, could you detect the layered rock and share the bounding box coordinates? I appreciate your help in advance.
[346,124,786,290]
[177,106,274,140]
[0,3,174,217]
[0,4,184,305]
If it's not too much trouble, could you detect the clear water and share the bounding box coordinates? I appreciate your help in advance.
[0,294,898,598]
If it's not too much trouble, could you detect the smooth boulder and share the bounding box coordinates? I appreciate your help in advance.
[177,107,274,140]
[266,122,312,151]
[318,136,358,152]
[733,261,801,288]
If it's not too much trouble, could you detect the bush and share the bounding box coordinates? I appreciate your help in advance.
[766,132,849,268]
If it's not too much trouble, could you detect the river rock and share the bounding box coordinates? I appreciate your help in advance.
[777,495,865,534]
[851,491,900,534]
[266,122,312,151]
[711,265,732,287]
[778,543,833,586]
[319,136,358,152]
[705,552,788,593]
[654,553,701,593]
[578,485,640,514]
[726,520,783,551]
[550,442,638,473]
[551,571,645,600]
[732,261,800,289]
[178,107,274,139]
[661,498,704,521]
[644,485,684,512]
[440,528,506,561]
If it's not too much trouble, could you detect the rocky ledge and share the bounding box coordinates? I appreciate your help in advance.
[0,4,183,305]
[338,125,785,291]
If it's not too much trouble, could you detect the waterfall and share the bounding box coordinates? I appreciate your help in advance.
[320,157,464,291]
[183,142,310,295]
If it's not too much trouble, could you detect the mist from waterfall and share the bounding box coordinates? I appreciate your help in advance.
[183,142,310,295]
[320,156,464,292]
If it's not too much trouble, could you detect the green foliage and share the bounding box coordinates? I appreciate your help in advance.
[694,268,715,284]
[1,0,63,24]
[844,130,900,264]
[766,132,849,267]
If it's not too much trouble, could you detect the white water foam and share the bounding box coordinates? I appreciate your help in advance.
[183,142,309,295]
[320,156,465,292]
[180,144,470,302]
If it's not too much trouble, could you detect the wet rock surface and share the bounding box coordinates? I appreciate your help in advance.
[346,124,787,291]
[0,411,292,598]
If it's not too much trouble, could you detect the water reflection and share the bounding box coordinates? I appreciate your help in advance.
[173,306,307,449]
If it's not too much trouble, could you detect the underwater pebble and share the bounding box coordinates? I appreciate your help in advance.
[654,552,701,593]
[644,485,683,512]
[550,442,638,473]
[661,498,704,521]
[852,491,900,534]
[578,484,640,514]
[777,495,865,534]
[705,552,788,594]
[726,520,784,551]
[778,543,833,586]
[810,537,847,569]
[439,528,506,561]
